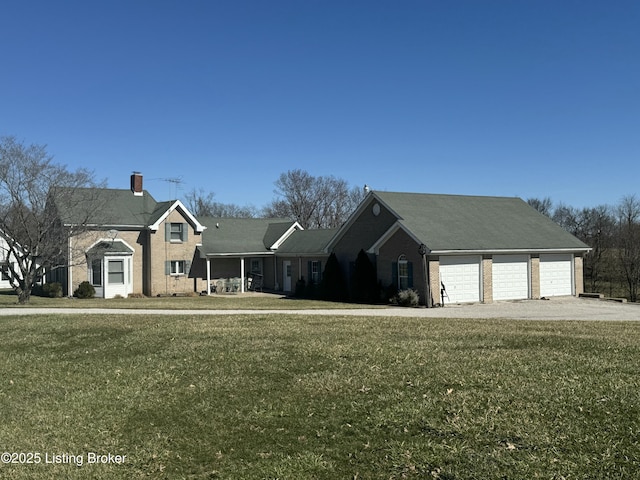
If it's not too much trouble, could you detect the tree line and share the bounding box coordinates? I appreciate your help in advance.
[186,169,365,229]
[527,196,640,301]
[2,135,638,303]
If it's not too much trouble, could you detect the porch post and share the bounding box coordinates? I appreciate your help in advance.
[206,257,211,295]
[67,234,73,297]
[240,257,245,293]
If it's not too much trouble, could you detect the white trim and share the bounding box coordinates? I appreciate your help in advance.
[268,221,304,250]
[148,200,206,233]
[205,251,276,258]
[432,248,590,255]
[68,235,73,297]
[240,257,245,293]
[86,237,136,255]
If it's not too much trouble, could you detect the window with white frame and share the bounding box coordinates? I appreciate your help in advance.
[170,260,186,275]
[108,260,125,284]
[311,260,320,284]
[398,254,409,290]
[170,223,184,242]
[91,258,102,286]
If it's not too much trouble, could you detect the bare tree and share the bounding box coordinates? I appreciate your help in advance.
[615,195,640,302]
[552,202,582,236]
[185,188,257,218]
[265,169,364,228]
[527,197,553,217]
[0,136,101,303]
[579,205,615,293]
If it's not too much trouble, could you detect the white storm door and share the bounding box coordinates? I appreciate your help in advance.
[283,261,292,292]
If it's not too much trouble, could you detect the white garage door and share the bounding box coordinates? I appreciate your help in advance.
[439,256,481,304]
[540,254,573,297]
[492,255,530,301]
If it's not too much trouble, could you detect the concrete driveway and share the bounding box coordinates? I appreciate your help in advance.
[1,297,639,321]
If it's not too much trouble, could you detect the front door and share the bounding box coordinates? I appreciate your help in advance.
[283,261,292,292]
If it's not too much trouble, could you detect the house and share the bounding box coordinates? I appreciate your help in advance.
[327,191,591,304]
[51,173,206,298]
[50,173,590,303]
[51,173,305,298]
[0,235,22,289]
[0,232,45,291]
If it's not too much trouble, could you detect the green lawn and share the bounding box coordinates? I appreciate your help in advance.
[0,290,380,310]
[1,314,638,479]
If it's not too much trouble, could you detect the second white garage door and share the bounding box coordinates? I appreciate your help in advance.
[439,256,481,304]
[492,255,530,301]
[540,254,573,297]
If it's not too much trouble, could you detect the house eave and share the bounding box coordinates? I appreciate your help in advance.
[205,251,276,258]
[430,247,592,255]
[148,200,207,233]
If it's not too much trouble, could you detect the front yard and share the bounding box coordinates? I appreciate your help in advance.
[0,290,378,310]
[1,314,638,479]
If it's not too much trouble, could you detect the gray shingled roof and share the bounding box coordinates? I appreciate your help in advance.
[86,239,135,255]
[54,187,161,227]
[374,192,590,252]
[198,217,296,255]
[278,229,337,255]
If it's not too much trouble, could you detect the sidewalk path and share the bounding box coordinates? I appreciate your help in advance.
[1,298,639,321]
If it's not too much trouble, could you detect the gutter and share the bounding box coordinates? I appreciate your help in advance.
[430,247,592,255]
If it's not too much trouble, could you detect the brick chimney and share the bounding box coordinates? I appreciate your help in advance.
[131,172,143,196]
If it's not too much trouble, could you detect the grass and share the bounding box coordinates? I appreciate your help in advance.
[0,290,382,310]
[1,314,639,479]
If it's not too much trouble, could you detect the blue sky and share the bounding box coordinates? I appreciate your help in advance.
[2,0,638,210]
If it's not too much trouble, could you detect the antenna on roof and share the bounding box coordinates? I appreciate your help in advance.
[148,176,184,199]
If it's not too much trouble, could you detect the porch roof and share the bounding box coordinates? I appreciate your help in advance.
[277,228,337,255]
[197,217,298,256]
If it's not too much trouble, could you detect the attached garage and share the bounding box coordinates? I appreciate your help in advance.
[540,254,574,297]
[492,254,530,300]
[439,256,481,303]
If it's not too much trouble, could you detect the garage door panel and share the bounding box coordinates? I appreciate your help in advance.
[440,256,481,304]
[492,255,529,301]
[540,254,573,297]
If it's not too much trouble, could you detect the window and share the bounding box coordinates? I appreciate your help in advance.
[310,260,320,284]
[250,259,262,275]
[170,223,184,242]
[169,260,186,275]
[108,260,124,284]
[91,259,102,286]
[1,263,11,281]
[398,255,409,290]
